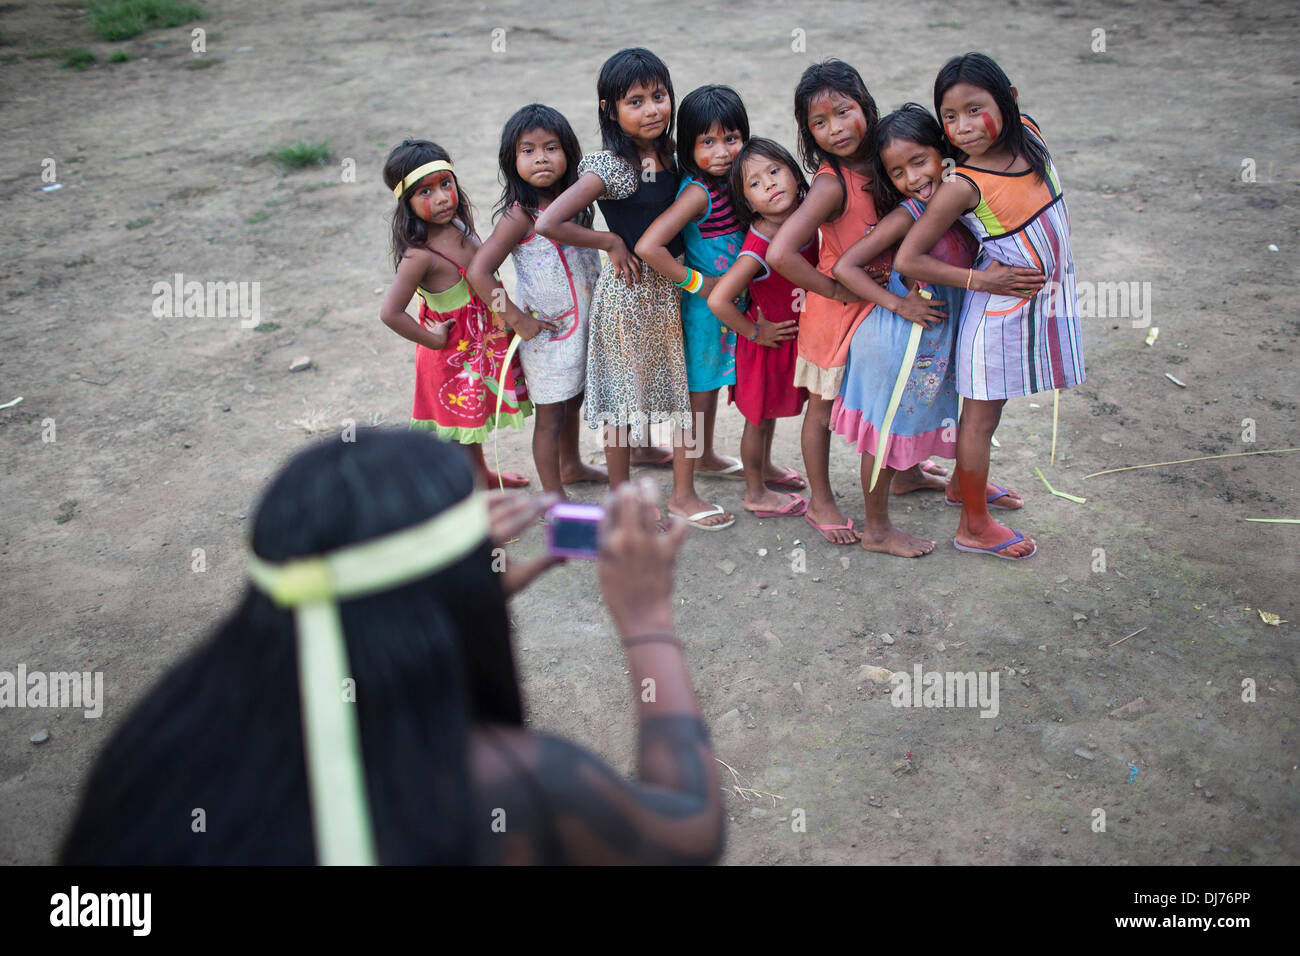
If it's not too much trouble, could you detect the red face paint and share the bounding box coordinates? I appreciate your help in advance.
[944,122,958,145]
[981,113,1000,141]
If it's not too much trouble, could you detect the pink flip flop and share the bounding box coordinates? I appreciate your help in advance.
[804,513,861,544]
[749,493,808,518]
[765,466,808,492]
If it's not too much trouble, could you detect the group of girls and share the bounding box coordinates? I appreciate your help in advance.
[378,48,1083,560]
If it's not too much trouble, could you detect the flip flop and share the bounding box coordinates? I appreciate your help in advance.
[945,483,1022,510]
[919,459,948,477]
[804,513,861,544]
[749,493,808,518]
[764,466,808,491]
[678,505,736,531]
[697,459,745,480]
[953,529,1037,560]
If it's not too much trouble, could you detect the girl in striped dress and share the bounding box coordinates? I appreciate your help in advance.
[896,53,1085,560]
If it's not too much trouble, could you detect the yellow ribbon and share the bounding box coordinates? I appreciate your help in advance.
[246,491,489,864]
[869,292,928,492]
[392,160,455,198]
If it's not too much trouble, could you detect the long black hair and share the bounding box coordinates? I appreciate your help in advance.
[495,103,593,227]
[675,84,749,186]
[793,59,879,221]
[59,429,521,864]
[382,139,476,269]
[596,47,676,174]
[728,137,808,227]
[870,103,955,214]
[934,52,1049,183]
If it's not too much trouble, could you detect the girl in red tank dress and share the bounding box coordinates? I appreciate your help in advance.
[379,140,532,488]
[707,138,813,520]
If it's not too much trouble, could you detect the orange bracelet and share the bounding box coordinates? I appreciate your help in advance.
[966,268,974,291]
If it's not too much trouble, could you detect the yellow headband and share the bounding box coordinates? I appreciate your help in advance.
[246,490,489,865]
[392,160,455,199]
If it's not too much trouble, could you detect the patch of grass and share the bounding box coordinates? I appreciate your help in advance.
[251,320,280,332]
[184,54,221,69]
[108,50,130,62]
[273,140,331,170]
[298,181,341,193]
[125,216,153,229]
[244,210,272,224]
[60,47,96,69]
[88,0,205,42]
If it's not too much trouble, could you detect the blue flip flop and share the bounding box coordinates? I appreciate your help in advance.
[945,483,1021,510]
[953,530,1037,560]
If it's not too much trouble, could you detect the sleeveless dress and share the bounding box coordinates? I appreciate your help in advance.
[729,226,812,425]
[507,209,601,406]
[951,117,1085,400]
[830,199,977,467]
[677,175,741,392]
[410,248,532,441]
[578,150,690,443]
[794,162,891,400]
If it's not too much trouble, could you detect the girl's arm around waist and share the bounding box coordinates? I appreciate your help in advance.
[766,174,853,303]
[467,205,556,341]
[536,171,639,286]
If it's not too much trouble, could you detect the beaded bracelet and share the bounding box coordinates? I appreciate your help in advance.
[748,322,760,342]
[676,269,704,294]
[621,631,683,649]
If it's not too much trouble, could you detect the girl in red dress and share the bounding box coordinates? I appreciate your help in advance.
[379,139,532,488]
[706,138,812,520]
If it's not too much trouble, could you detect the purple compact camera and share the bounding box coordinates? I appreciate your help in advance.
[545,502,605,560]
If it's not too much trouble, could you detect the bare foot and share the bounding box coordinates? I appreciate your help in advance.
[695,454,742,476]
[954,518,1035,558]
[804,502,861,544]
[945,481,1024,510]
[859,523,935,558]
[890,464,948,495]
[668,493,735,529]
[744,489,803,514]
[483,469,531,489]
[560,460,608,484]
[630,445,674,467]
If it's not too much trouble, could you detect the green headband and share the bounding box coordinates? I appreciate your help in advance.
[246,490,490,865]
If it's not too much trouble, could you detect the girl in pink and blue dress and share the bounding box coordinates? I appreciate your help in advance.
[467,104,604,496]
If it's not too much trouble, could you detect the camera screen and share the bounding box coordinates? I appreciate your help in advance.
[553,518,599,554]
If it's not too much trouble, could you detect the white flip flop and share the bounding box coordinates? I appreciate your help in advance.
[698,459,745,480]
[679,505,736,531]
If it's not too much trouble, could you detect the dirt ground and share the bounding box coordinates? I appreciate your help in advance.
[1,0,1297,865]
